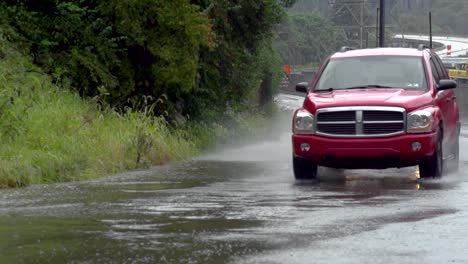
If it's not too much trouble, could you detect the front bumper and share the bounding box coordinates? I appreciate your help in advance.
[292,133,437,169]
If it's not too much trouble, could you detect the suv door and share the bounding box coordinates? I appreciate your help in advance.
[430,55,458,146]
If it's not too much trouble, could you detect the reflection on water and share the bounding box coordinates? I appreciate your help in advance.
[298,164,465,192]
[294,166,421,191]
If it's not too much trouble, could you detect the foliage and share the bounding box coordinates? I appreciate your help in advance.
[0,0,300,187]
[0,0,213,119]
[97,0,214,116]
[0,0,295,122]
[275,12,345,65]
[178,0,291,120]
[0,26,277,188]
[0,28,196,187]
[288,0,468,37]
[288,0,330,13]
[390,0,468,36]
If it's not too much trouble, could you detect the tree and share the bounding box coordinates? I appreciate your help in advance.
[276,12,345,66]
[0,0,295,121]
[389,0,468,36]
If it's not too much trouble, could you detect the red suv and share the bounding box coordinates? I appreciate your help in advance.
[292,46,459,179]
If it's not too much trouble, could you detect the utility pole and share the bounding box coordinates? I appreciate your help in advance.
[429,12,432,49]
[376,7,379,47]
[365,31,369,48]
[360,0,364,48]
[379,0,385,47]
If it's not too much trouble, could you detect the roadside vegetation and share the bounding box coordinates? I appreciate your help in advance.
[0,32,194,187]
[0,30,277,188]
[0,0,296,188]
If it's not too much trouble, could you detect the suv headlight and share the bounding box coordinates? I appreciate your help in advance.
[293,110,314,134]
[407,110,433,133]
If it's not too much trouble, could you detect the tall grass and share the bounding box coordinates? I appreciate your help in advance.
[0,29,275,188]
[0,33,197,187]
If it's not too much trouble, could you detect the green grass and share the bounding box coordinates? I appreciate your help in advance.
[0,29,274,188]
[0,32,199,187]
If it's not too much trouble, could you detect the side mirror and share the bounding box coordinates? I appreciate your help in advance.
[437,79,457,91]
[295,82,309,93]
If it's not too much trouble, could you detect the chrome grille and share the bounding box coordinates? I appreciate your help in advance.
[317,111,355,122]
[363,111,403,121]
[363,122,405,135]
[317,123,355,135]
[315,107,406,137]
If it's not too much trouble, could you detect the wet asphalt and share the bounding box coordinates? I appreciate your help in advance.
[1,96,468,263]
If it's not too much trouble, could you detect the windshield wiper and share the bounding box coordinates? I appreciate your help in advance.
[340,85,393,89]
[315,85,392,92]
[315,87,335,92]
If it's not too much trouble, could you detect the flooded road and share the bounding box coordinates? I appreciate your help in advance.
[1,97,468,263]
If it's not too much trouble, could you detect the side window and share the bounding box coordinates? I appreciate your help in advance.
[430,59,440,84]
[433,55,448,79]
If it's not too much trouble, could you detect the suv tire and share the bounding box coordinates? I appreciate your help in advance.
[293,156,318,180]
[419,130,443,178]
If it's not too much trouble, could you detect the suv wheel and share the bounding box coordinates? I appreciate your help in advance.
[293,156,318,180]
[419,130,443,178]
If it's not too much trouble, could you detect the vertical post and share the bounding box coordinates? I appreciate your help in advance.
[379,0,385,47]
[360,0,364,48]
[429,12,432,49]
[366,31,369,48]
[376,8,380,47]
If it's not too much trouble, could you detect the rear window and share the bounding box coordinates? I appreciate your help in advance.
[314,56,428,91]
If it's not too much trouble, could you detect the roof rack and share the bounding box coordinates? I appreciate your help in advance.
[339,46,355,52]
[417,44,430,51]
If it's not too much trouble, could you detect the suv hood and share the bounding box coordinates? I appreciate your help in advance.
[303,88,433,113]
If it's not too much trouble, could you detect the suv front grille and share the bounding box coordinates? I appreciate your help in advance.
[317,111,356,122]
[317,123,356,135]
[315,107,406,137]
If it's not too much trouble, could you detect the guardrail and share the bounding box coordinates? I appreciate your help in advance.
[390,38,445,51]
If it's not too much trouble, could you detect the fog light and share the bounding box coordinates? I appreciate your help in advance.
[300,143,311,152]
[412,142,422,151]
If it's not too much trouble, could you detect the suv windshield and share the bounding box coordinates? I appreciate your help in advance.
[314,56,428,91]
